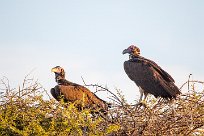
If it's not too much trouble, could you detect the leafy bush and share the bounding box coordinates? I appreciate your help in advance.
[0,77,119,136]
[0,76,204,136]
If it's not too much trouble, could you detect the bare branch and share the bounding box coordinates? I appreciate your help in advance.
[180,80,204,90]
[81,76,124,106]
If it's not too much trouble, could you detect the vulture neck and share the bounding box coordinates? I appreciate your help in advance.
[55,73,65,85]
[129,54,141,59]
[54,73,77,86]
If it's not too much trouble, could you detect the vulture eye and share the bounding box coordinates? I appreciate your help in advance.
[61,69,64,73]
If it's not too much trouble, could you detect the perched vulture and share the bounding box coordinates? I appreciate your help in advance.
[122,45,181,102]
[50,66,109,112]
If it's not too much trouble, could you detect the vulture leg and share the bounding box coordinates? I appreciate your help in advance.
[143,91,148,101]
[138,86,144,102]
[138,87,148,108]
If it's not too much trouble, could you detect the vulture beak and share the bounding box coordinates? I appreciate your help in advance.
[122,48,131,54]
[51,67,58,73]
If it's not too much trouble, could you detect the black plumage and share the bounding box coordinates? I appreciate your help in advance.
[50,66,109,112]
[123,45,181,102]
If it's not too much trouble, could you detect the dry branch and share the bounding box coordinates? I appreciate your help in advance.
[0,76,204,135]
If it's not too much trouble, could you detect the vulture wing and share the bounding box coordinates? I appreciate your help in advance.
[124,57,181,98]
[51,84,108,111]
[137,57,175,82]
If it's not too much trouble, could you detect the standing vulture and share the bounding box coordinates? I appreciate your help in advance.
[50,66,109,112]
[122,45,181,102]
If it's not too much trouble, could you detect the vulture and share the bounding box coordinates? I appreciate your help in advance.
[122,45,181,102]
[50,66,109,112]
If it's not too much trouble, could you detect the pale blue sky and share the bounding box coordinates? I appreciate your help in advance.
[0,0,203,103]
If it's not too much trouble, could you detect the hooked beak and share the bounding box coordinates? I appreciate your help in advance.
[51,67,57,73]
[122,48,131,54]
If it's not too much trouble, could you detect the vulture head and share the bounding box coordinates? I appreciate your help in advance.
[122,45,140,58]
[51,66,65,82]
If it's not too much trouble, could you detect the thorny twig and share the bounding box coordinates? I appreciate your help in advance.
[81,77,124,106]
[179,80,204,90]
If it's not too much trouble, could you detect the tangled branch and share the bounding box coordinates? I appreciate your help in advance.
[81,77,124,107]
